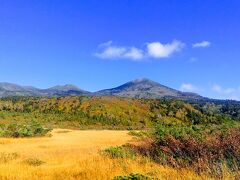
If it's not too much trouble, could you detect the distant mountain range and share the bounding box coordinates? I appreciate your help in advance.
[0,83,89,97]
[0,78,203,100]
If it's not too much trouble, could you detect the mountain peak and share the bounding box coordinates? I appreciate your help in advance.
[96,78,202,100]
[0,82,25,91]
[130,78,160,87]
[0,80,202,100]
[132,78,151,83]
[49,84,81,91]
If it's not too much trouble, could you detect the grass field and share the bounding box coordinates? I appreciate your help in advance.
[0,129,232,180]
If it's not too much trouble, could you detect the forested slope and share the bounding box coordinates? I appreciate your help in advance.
[0,96,238,129]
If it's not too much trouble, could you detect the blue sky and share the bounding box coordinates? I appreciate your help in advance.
[0,0,240,100]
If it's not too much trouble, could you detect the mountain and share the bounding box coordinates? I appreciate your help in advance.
[0,83,40,97]
[0,83,90,97]
[95,78,203,100]
[41,84,90,96]
[0,78,204,100]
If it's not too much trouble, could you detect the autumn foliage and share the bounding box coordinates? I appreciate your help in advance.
[0,96,231,129]
[131,124,240,177]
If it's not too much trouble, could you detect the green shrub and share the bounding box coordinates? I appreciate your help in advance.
[102,145,136,159]
[128,130,151,140]
[0,121,52,138]
[113,173,153,180]
[154,124,203,142]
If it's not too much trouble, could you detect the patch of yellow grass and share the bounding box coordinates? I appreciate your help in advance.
[0,129,227,179]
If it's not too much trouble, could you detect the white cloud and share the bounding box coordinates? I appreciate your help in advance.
[147,40,184,58]
[212,84,237,94]
[192,41,211,48]
[211,84,240,100]
[95,46,127,59]
[123,47,144,60]
[180,83,199,92]
[178,83,240,101]
[95,42,143,60]
[95,40,184,60]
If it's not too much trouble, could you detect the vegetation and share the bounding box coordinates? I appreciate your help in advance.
[0,130,222,179]
[0,96,239,129]
[0,96,240,178]
[23,158,46,166]
[113,173,153,180]
[125,123,240,178]
[0,121,51,137]
[102,145,136,159]
[0,152,19,163]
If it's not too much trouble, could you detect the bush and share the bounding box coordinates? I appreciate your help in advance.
[102,145,136,159]
[113,173,152,180]
[132,123,240,176]
[154,124,203,142]
[0,121,52,138]
[23,157,45,166]
[128,130,151,139]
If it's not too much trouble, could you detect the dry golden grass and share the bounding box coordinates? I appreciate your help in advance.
[0,129,231,180]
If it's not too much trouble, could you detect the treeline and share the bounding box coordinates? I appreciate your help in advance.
[0,96,238,128]
[190,99,240,120]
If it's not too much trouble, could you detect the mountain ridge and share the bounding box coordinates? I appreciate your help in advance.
[0,83,90,97]
[0,78,205,100]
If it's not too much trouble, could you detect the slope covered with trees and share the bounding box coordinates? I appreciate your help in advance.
[0,96,238,129]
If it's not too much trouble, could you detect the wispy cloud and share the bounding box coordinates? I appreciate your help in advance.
[211,84,240,100]
[124,47,144,60]
[98,40,113,47]
[95,40,184,61]
[192,41,211,48]
[179,83,240,101]
[95,46,127,59]
[180,83,200,93]
[212,84,236,94]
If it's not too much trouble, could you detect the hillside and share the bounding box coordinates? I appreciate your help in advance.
[95,78,202,100]
[0,96,238,129]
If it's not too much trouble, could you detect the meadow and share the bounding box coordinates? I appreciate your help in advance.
[0,96,239,179]
[0,129,229,180]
